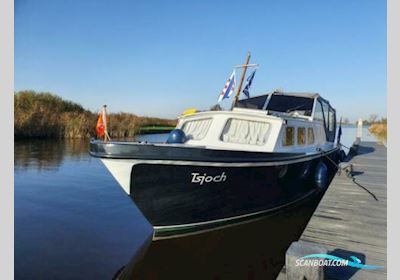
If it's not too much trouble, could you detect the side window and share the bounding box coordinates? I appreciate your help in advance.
[322,103,330,127]
[307,127,315,144]
[283,127,294,146]
[313,101,324,121]
[329,108,335,133]
[297,127,306,145]
[320,125,326,141]
[181,118,212,140]
[220,118,270,146]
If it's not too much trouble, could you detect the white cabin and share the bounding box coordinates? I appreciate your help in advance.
[176,91,337,153]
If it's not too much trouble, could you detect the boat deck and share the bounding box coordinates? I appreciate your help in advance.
[278,141,387,279]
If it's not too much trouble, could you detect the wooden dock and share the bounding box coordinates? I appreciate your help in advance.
[279,141,387,279]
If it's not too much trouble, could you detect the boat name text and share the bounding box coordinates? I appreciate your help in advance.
[191,172,227,185]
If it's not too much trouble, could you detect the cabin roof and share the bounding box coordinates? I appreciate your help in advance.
[240,90,321,100]
[237,90,333,108]
[269,90,320,99]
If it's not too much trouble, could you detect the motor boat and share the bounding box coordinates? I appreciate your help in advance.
[90,90,344,240]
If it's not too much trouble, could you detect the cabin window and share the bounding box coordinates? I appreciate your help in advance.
[313,101,324,121]
[266,95,313,116]
[308,128,315,144]
[221,118,270,145]
[297,127,306,145]
[319,126,326,142]
[283,127,295,146]
[236,95,269,109]
[328,108,335,132]
[322,103,330,126]
[181,118,212,140]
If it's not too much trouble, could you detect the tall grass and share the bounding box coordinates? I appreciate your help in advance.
[368,117,387,142]
[15,91,176,139]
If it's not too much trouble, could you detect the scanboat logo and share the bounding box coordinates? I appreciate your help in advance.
[296,254,384,270]
[191,172,227,185]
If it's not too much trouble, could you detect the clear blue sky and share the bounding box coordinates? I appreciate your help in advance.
[15,0,386,121]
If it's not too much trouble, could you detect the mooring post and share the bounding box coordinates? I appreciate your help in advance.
[356,118,363,142]
[285,241,327,280]
[350,118,363,156]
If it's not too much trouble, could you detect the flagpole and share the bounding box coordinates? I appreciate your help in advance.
[338,116,342,145]
[102,105,111,142]
[231,52,251,110]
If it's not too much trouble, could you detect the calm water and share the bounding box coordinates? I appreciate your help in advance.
[14,137,157,280]
[339,126,377,148]
[15,129,377,280]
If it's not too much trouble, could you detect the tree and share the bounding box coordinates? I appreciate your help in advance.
[210,104,222,111]
[369,114,378,124]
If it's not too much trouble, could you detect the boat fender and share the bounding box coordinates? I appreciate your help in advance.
[315,161,328,190]
[300,161,312,179]
[278,165,288,178]
[166,129,187,144]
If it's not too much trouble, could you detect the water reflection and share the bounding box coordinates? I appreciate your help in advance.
[14,134,168,172]
[120,193,323,280]
[14,139,89,171]
[15,139,153,280]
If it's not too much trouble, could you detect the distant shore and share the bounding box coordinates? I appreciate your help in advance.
[14,91,176,139]
[137,126,175,134]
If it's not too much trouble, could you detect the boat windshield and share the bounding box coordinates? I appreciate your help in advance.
[236,95,269,109]
[266,95,314,116]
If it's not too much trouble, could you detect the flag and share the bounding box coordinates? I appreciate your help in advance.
[218,70,236,102]
[96,112,105,137]
[242,69,256,98]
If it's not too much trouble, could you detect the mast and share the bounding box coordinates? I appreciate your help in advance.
[102,105,111,142]
[230,52,258,109]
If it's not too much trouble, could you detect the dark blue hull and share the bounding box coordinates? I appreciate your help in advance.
[89,140,340,239]
[128,150,339,239]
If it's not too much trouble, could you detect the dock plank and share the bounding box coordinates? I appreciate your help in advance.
[280,142,387,279]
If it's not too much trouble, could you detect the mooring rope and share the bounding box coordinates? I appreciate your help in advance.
[320,151,340,169]
[338,143,351,150]
[318,149,379,201]
[351,177,378,201]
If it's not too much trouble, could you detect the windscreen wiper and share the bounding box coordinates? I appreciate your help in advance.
[286,104,305,113]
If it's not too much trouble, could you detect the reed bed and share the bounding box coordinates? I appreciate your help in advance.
[369,122,387,142]
[15,91,176,139]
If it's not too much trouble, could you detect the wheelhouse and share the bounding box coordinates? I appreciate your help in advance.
[176,91,337,153]
[236,91,337,143]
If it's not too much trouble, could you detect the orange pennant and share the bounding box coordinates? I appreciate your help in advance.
[96,113,105,137]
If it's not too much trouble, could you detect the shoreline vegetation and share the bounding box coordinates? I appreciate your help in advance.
[366,114,387,143]
[14,90,387,142]
[15,91,176,139]
[369,123,387,143]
